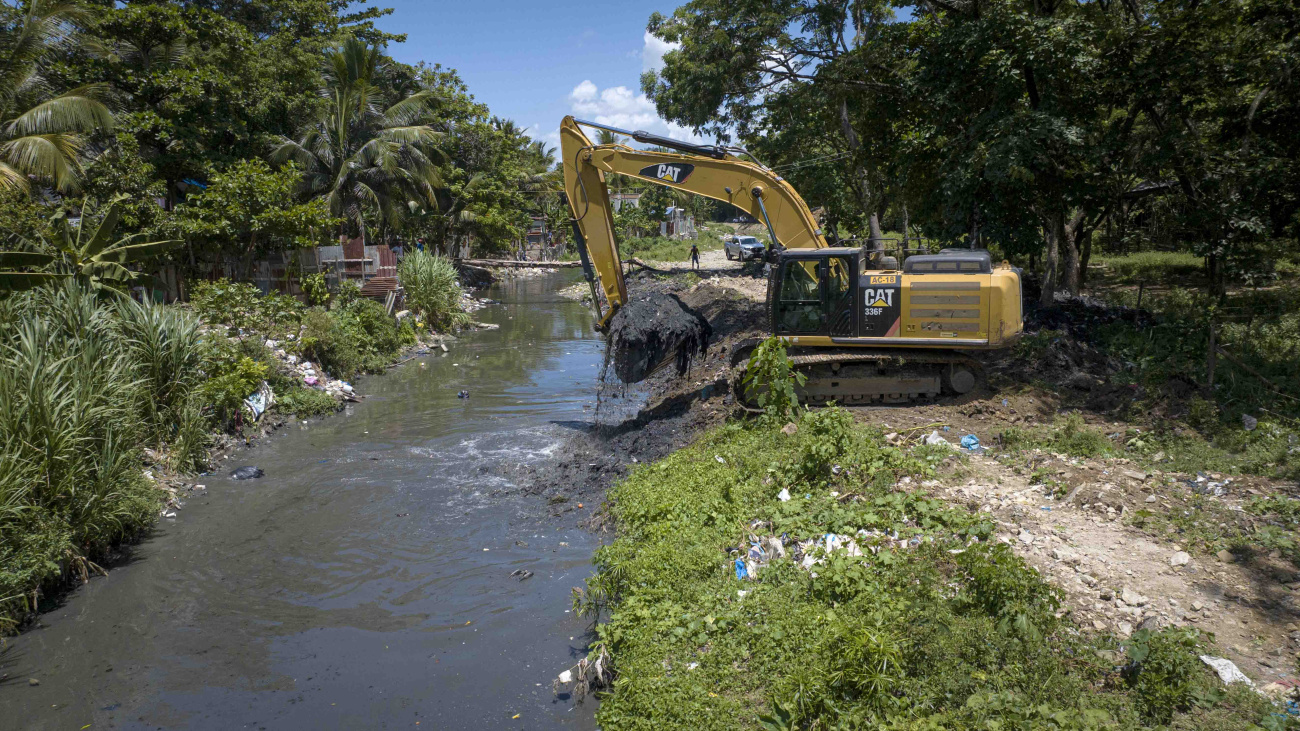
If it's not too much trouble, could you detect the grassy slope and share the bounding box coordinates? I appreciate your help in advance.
[584,410,1280,730]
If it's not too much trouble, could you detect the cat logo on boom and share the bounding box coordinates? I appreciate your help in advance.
[637,163,694,185]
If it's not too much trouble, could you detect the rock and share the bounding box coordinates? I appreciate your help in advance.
[1123,469,1148,482]
[1100,587,1114,601]
[1121,588,1148,606]
[1051,547,1077,562]
[1170,551,1191,567]
[1018,530,1034,545]
[230,466,264,480]
[782,422,798,435]
[1118,621,1134,636]
[1145,494,1158,503]
[1137,616,1161,632]
[1216,549,1235,563]
[1093,619,1107,630]
[1243,414,1258,431]
[28,678,39,686]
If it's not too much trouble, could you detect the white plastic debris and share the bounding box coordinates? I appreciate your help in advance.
[777,488,791,502]
[715,455,726,464]
[1200,655,1254,687]
[557,670,573,684]
[923,430,956,449]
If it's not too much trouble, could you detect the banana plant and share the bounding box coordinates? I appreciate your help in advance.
[0,196,180,292]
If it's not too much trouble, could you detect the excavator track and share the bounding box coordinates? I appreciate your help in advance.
[731,343,984,408]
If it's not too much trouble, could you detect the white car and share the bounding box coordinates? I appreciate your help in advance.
[724,236,766,261]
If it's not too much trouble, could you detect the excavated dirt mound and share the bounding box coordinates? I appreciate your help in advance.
[606,293,712,383]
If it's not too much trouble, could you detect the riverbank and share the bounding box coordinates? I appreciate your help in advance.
[0,271,482,634]
[4,271,604,729]
[543,265,1300,726]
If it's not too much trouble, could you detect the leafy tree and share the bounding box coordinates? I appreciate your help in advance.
[271,37,444,244]
[173,158,337,276]
[0,0,113,194]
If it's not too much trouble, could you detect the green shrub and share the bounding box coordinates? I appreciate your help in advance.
[301,272,330,307]
[299,299,414,380]
[197,354,267,431]
[274,386,338,417]
[1051,413,1115,457]
[397,249,469,332]
[1122,627,1213,723]
[743,336,806,420]
[190,278,303,336]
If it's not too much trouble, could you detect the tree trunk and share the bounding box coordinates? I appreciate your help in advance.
[1040,213,1061,307]
[901,203,910,247]
[1060,210,1084,296]
[969,201,982,249]
[241,231,259,282]
[838,97,884,246]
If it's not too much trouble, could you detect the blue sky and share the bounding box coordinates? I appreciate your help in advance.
[372,1,697,148]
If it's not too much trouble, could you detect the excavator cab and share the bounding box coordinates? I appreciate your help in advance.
[771,250,860,337]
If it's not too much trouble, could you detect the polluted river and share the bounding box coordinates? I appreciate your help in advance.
[6,272,625,730]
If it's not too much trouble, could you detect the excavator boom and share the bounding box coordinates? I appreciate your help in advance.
[560,116,825,328]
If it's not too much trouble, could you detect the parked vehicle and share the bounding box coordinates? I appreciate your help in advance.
[724,235,766,261]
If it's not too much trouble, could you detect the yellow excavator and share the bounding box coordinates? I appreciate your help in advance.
[560,116,1024,404]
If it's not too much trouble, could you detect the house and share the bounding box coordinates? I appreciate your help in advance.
[659,206,698,240]
[610,192,642,212]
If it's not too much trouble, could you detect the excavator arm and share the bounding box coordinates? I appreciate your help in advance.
[560,116,826,329]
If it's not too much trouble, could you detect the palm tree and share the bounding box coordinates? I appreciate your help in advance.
[0,0,114,194]
[270,38,444,243]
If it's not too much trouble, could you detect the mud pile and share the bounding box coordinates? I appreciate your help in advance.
[606,293,712,384]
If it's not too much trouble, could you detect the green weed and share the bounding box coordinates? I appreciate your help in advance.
[397,249,469,332]
[580,413,1263,729]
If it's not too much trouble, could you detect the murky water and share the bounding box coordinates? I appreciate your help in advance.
[4,273,611,730]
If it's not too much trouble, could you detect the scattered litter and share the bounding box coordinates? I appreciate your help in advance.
[230,466,264,480]
[734,557,747,580]
[715,455,725,464]
[1200,656,1255,687]
[960,434,981,451]
[458,390,470,399]
[510,569,534,581]
[558,670,573,684]
[1190,473,1232,496]
[923,430,956,449]
[244,381,274,421]
[1002,399,1008,407]
[777,488,791,502]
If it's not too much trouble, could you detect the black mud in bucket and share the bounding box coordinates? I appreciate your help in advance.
[605,293,712,384]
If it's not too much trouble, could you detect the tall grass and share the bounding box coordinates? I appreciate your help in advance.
[1094,251,1204,284]
[397,250,469,332]
[0,282,207,630]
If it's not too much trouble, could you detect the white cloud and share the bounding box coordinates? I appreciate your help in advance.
[641,31,680,73]
[566,79,703,144]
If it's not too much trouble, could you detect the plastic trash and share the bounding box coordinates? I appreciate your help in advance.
[923,430,956,449]
[734,557,747,580]
[230,466,264,480]
[1002,399,1008,407]
[1200,655,1254,687]
[960,434,981,451]
[304,375,319,386]
[457,390,469,399]
[244,381,273,421]
[777,488,791,502]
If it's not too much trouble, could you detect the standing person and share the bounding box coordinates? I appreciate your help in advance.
[689,242,700,270]
[391,239,404,262]
[416,237,426,254]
